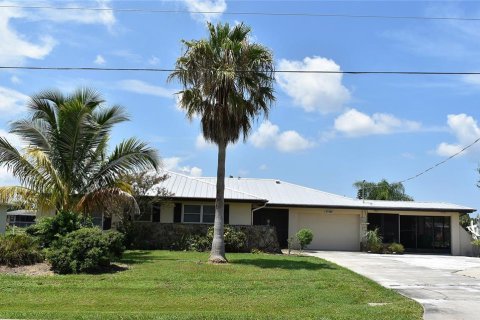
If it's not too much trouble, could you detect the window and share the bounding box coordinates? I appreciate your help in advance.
[152,205,161,222]
[183,204,216,224]
[183,205,201,223]
[202,205,215,223]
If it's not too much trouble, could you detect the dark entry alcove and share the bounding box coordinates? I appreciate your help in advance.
[253,208,289,248]
[368,213,451,253]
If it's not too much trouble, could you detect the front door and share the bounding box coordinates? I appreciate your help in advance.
[253,208,289,248]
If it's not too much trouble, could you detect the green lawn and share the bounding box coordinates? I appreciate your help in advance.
[0,251,422,320]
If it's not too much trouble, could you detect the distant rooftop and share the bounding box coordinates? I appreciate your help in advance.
[152,171,475,213]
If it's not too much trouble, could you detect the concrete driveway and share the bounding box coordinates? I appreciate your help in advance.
[306,251,480,320]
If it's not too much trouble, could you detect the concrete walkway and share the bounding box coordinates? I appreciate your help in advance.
[306,251,480,320]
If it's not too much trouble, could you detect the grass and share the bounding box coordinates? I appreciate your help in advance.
[0,250,422,320]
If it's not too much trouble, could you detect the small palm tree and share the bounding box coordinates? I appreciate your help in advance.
[354,179,413,201]
[169,22,275,263]
[0,88,159,214]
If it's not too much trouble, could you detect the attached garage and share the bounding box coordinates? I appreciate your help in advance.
[289,209,361,251]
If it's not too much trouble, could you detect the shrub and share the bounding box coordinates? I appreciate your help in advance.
[387,242,405,254]
[207,226,247,252]
[296,229,314,250]
[364,229,383,253]
[26,211,93,248]
[0,234,44,267]
[46,228,125,274]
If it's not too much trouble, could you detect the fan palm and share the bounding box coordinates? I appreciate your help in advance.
[169,22,275,263]
[0,88,159,215]
[354,179,413,201]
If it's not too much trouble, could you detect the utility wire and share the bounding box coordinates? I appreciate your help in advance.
[399,136,480,184]
[3,66,480,75]
[1,4,480,21]
[357,136,480,195]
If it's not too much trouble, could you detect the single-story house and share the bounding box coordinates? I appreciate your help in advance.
[125,171,475,255]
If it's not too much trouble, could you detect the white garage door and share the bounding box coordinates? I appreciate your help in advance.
[296,213,360,251]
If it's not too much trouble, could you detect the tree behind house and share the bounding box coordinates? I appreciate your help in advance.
[354,179,413,201]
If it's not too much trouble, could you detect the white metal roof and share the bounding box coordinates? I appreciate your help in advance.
[150,171,266,202]
[153,171,475,213]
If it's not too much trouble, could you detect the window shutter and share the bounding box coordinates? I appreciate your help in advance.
[224,204,230,225]
[152,205,160,222]
[174,203,182,223]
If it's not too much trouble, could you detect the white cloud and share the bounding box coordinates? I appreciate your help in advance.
[0,86,28,118]
[0,0,116,66]
[277,56,351,114]
[0,165,17,185]
[182,0,227,21]
[34,0,116,29]
[259,164,267,171]
[163,157,203,177]
[10,75,21,84]
[0,4,56,65]
[436,114,480,157]
[118,80,176,99]
[277,131,313,152]
[148,56,160,65]
[0,128,23,149]
[250,121,314,153]
[94,54,106,65]
[195,134,214,150]
[334,108,422,137]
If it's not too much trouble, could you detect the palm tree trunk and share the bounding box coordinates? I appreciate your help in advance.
[209,140,227,263]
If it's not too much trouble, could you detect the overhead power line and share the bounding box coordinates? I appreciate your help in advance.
[399,136,480,184]
[3,66,480,75]
[1,4,480,21]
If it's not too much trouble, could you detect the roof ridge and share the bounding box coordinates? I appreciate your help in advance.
[161,170,267,201]
[279,180,358,202]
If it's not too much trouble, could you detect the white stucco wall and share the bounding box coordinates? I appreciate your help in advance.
[0,204,7,234]
[289,208,361,251]
[161,202,174,223]
[228,203,251,225]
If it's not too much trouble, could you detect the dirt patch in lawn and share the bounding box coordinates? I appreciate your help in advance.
[0,263,54,276]
[0,263,129,276]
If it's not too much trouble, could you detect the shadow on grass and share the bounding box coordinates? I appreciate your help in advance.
[232,257,337,270]
[120,251,163,265]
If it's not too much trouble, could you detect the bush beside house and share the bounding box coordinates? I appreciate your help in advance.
[126,223,281,253]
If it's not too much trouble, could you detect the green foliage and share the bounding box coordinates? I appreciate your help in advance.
[0,87,158,213]
[354,179,413,201]
[207,226,247,252]
[387,243,405,254]
[46,228,125,274]
[26,211,93,248]
[296,229,314,250]
[172,226,248,252]
[364,229,383,253]
[472,239,480,247]
[0,234,44,267]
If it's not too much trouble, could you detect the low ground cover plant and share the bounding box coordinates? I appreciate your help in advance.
[0,234,44,267]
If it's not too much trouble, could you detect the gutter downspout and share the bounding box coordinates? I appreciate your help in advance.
[251,201,268,225]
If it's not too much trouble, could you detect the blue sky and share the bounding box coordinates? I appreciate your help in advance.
[1,0,480,212]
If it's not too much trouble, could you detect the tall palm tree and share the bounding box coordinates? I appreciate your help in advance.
[0,88,159,214]
[169,22,275,263]
[354,179,413,201]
